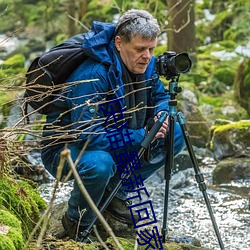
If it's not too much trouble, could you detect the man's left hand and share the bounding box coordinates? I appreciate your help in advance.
[154,111,169,139]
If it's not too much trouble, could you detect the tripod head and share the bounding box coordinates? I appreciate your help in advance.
[168,76,182,100]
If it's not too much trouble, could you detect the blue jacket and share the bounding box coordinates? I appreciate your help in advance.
[44,21,170,152]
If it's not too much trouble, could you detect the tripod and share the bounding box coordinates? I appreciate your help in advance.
[161,77,225,249]
[82,77,225,250]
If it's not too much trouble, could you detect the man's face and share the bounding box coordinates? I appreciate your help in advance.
[115,35,157,74]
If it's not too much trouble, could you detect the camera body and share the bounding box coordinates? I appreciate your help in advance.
[156,51,192,79]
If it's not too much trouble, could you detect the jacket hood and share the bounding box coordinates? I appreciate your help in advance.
[82,21,116,65]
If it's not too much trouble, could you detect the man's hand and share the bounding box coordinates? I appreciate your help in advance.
[154,111,169,139]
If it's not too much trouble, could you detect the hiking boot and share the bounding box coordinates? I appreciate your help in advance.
[104,195,139,225]
[61,213,97,243]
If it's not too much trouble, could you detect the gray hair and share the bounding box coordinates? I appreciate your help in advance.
[115,9,160,43]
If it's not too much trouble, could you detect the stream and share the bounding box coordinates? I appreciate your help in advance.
[38,155,250,250]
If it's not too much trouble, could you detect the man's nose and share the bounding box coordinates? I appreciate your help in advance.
[142,49,151,59]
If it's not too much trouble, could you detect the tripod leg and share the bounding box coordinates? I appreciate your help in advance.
[162,114,175,243]
[177,112,225,250]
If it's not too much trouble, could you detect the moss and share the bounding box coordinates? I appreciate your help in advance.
[199,95,224,107]
[106,237,134,250]
[0,209,21,229]
[1,54,25,69]
[0,235,16,250]
[0,174,47,239]
[213,120,250,133]
[213,67,235,86]
[0,209,24,249]
[7,228,24,249]
[105,237,209,250]
[209,120,250,151]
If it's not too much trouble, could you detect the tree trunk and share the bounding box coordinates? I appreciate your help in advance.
[167,0,196,62]
[78,0,88,20]
[67,0,76,36]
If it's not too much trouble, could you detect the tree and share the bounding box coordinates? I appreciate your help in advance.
[166,0,196,62]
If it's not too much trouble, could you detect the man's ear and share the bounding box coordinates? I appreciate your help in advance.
[115,36,122,51]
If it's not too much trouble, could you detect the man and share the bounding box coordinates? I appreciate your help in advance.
[41,9,185,241]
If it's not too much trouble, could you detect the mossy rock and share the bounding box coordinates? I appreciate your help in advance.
[209,120,250,160]
[0,209,24,250]
[0,174,47,239]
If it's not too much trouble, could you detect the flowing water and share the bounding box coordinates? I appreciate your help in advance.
[38,156,250,250]
[145,157,250,250]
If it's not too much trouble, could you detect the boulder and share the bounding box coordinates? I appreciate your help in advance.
[179,100,211,148]
[209,119,250,160]
[213,157,250,184]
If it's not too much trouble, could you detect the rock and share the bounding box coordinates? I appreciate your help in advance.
[209,120,250,160]
[170,168,193,189]
[179,100,211,148]
[213,157,250,184]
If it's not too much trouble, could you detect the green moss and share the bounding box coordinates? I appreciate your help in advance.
[199,95,224,107]
[1,54,25,69]
[235,57,250,115]
[0,209,24,249]
[0,235,16,250]
[0,175,47,239]
[213,67,235,86]
[213,120,250,133]
[7,228,24,249]
[209,120,250,150]
[0,209,21,229]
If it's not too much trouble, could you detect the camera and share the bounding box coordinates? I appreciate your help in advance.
[156,51,192,79]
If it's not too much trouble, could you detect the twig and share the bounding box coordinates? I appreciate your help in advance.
[93,225,109,250]
[68,14,89,31]
[134,236,138,250]
[61,148,124,250]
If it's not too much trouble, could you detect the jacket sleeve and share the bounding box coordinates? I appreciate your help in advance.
[65,60,146,152]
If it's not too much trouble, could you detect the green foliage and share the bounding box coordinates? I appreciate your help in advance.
[196,0,250,47]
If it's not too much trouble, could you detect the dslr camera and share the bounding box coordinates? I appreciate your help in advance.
[156,51,192,79]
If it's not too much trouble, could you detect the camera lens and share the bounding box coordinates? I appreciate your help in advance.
[174,53,192,73]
